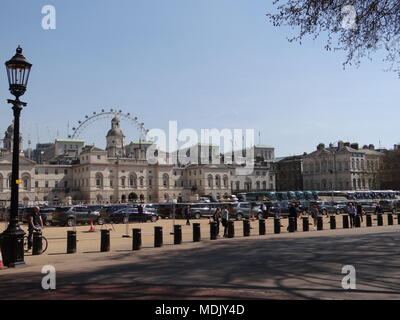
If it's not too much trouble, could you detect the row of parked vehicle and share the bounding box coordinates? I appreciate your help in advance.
[0,199,397,227]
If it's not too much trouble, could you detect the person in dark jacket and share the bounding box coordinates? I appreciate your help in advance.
[184,205,191,226]
[213,207,221,235]
[375,203,383,214]
[356,203,364,222]
[288,202,299,231]
[27,206,44,251]
[347,203,356,228]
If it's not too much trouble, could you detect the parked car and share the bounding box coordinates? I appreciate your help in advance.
[142,203,160,214]
[199,197,211,203]
[98,204,132,223]
[21,206,54,225]
[52,206,102,226]
[229,202,263,220]
[379,200,398,213]
[38,207,55,226]
[156,203,193,219]
[190,203,213,219]
[156,203,175,219]
[270,201,290,217]
[318,202,343,215]
[109,207,158,223]
[356,202,377,214]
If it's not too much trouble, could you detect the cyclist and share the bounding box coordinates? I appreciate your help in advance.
[26,206,44,251]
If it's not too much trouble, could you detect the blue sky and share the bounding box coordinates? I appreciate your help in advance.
[0,0,398,156]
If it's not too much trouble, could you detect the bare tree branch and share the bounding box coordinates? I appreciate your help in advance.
[267,0,400,75]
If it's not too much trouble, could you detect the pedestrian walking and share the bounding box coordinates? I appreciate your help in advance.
[288,202,299,231]
[26,206,44,251]
[213,207,221,236]
[221,205,229,237]
[184,205,191,226]
[356,203,364,222]
[375,203,383,214]
[310,204,319,229]
[261,202,267,216]
[347,203,356,228]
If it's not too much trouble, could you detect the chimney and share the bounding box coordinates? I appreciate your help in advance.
[317,143,325,151]
[363,145,369,150]
[344,142,350,147]
[350,143,359,150]
[338,141,344,149]
[369,144,375,150]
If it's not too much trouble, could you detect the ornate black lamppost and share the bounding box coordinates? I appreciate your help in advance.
[1,46,32,267]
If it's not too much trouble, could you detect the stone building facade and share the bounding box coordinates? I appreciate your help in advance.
[0,119,277,206]
[302,142,384,191]
[274,155,304,191]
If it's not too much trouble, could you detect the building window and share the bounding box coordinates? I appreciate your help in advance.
[163,174,169,188]
[35,181,39,188]
[45,168,49,175]
[55,169,58,175]
[96,173,103,188]
[45,181,49,188]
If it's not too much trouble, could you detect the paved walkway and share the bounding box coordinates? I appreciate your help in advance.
[1,223,400,300]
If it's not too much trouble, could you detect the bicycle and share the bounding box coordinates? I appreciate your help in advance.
[24,229,48,254]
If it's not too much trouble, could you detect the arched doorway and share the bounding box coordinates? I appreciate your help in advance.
[128,192,138,203]
[121,195,127,203]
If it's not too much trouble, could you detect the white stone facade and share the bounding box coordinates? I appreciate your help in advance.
[302,142,384,191]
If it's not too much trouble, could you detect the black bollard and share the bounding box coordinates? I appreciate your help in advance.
[227,220,235,238]
[329,215,336,230]
[342,215,349,229]
[377,214,383,226]
[317,216,323,230]
[132,228,141,251]
[174,225,182,245]
[288,217,295,233]
[366,215,372,227]
[398,213,400,225]
[210,222,218,240]
[154,226,163,247]
[243,219,250,237]
[67,230,76,254]
[354,215,361,228]
[32,232,43,256]
[193,223,201,242]
[259,219,266,235]
[100,229,110,252]
[303,217,309,232]
[388,214,394,225]
[274,218,281,234]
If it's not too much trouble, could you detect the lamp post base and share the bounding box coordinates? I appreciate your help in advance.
[0,228,26,268]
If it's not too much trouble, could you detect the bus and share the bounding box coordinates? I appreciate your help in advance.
[245,192,277,201]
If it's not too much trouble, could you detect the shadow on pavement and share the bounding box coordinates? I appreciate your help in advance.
[2,231,400,300]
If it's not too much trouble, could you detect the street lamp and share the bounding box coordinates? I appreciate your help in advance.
[1,46,32,267]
